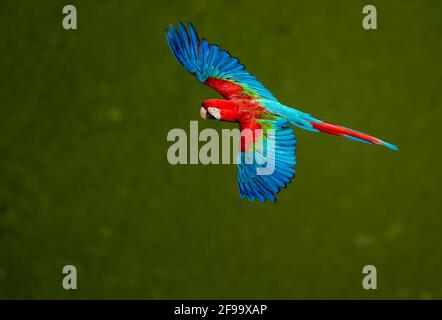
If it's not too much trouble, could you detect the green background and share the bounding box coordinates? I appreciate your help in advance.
[0,0,441,299]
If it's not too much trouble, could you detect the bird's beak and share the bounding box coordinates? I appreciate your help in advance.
[200,107,207,120]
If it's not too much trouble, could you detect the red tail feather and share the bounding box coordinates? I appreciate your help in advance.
[310,121,398,151]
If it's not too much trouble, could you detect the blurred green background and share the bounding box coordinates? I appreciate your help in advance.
[0,0,441,299]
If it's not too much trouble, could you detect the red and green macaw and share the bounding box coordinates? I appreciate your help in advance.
[165,22,398,202]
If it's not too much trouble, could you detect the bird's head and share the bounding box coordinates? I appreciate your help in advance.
[195,70,208,83]
[200,99,239,122]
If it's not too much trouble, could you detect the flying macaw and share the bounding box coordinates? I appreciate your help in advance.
[165,22,398,202]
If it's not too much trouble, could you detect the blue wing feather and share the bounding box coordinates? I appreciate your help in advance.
[237,119,296,202]
[166,23,279,101]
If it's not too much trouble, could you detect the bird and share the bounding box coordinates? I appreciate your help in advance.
[165,22,398,202]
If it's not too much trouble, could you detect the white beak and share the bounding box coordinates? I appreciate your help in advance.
[200,107,207,120]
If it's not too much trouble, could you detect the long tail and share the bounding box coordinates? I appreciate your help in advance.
[275,105,399,151]
[308,120,399,151]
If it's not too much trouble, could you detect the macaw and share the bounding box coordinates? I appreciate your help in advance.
[165,22,398,202]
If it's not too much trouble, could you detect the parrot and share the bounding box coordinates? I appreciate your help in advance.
[165,22,398,202]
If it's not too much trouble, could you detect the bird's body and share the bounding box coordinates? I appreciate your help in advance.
[166,22,398,202]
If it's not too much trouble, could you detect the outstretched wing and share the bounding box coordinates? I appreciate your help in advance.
[237,117,296,202]
[165,22,279,101]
